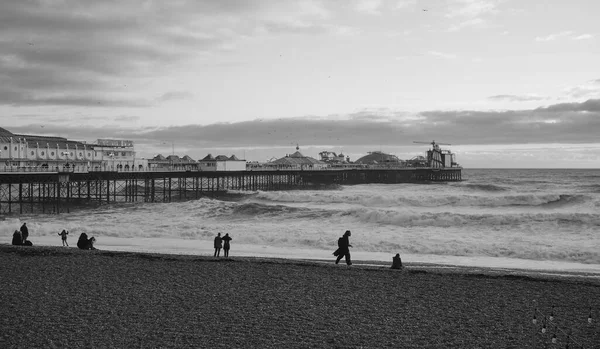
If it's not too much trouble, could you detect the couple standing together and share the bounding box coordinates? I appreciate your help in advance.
[214,233,232,257]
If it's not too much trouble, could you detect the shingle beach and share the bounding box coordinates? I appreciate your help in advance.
[1,245,599,348]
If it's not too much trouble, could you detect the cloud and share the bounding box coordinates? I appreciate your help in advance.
[573,34,594,40]
[535,99,600,113]
[354,0,383,15]
[10,99,600,162]
[445,0,498,18]
[428,51,457,59]
[395,0,416,10]
[447,18,485,31]
[562,80,600,99]
[158,91,195,102]
[0,0,340,108]
[488,94,546,102]
[535,31,574,42]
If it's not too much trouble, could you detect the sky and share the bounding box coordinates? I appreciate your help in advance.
[1,0,599,168]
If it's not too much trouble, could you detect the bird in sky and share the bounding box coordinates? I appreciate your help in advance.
[422,9,428,11]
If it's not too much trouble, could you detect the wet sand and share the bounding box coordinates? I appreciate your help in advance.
[1,244,599,348]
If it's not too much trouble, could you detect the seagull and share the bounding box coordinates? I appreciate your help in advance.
[422,9,428,11]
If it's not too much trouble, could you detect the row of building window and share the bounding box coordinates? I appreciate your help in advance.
[2,148,131,158]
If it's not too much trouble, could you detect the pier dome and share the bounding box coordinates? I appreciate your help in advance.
[354,151,401,165]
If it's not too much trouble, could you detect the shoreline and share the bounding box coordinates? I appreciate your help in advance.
[2,243,599,283]
[2,233,600,277]
[2,244,599,348]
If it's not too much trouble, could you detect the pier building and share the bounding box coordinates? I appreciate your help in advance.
[198,154,246,171]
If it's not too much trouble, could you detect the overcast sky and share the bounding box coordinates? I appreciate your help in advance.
[1,0,599,168]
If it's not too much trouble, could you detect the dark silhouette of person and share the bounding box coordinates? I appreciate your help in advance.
[335,230,353,266]
[20,223,29,244]
[59,230,69,246]
[12,230,22,246]
[214,233,223,257]
[222,233,232,257]
[391,253,403,269]
[77,233,96,250]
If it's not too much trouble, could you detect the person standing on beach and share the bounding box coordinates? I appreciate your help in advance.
[59,230,69,246]
[335,230,353,266]
[20,223,29,244]
[222,233,232,257]
[214,233,223,257]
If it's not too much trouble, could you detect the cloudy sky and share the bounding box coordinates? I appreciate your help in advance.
[1,0,599,168]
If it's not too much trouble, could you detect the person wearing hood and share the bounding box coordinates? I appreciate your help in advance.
[335,230,353,266]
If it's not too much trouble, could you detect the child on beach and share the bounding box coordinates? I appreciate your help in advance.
[59,230,69,246]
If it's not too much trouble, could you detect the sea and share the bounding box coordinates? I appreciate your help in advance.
[2,168,600,275]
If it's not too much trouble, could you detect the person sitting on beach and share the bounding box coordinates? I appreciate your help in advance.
[222,233,232,258]
[59,230,69,246]
[12,230,22,246]
[391,253,403,269]
[335,230,353,266]
[214,233,223,257]
[77,233,96,250]
[20,223,29,244]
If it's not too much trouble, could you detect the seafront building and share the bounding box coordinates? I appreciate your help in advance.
[1,127,460,174]
[0,127,146,172]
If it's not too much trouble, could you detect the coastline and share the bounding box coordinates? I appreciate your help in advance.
[1,244,599,348]
[3,234,600,278]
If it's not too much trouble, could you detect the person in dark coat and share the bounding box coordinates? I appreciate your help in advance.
[391,253,403,269]
[222,233,232,257]
[12,230,22,246]
[77,233,96,250]
[59,230,69,246]
[213,233,223,257]
[335,230,353,266]
[20,223,29,244]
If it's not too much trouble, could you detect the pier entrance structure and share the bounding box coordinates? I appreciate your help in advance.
[0,167,461,215]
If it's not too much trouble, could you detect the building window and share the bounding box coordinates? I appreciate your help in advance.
[51,152,54,156]
[121,152,126,156]
[88,152,91,157]
[79,152,83,156]
[31,151,34,155]
[14,146,17,151]
[41,151,45,156]
[3,146,6,150]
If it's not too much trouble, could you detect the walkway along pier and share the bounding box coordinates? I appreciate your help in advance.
[0,167,461,215]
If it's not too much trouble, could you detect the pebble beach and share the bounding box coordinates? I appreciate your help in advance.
[1,244,599,349]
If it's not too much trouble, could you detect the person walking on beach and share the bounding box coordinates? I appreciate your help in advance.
[214,233,223,257]
[222,233,232,257]
[335,230,353,266]
[20,223,29,244]
[59,230,69,246]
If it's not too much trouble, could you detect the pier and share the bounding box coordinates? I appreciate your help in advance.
[0,167,461,215]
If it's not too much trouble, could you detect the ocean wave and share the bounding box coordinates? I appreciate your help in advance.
[252,190,590,209]
[454,183,508,192]
[347,208,600,227]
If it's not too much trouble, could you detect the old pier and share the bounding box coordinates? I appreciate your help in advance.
[0,167,461,215]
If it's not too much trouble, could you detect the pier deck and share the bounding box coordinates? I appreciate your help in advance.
[0,167,461,215]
